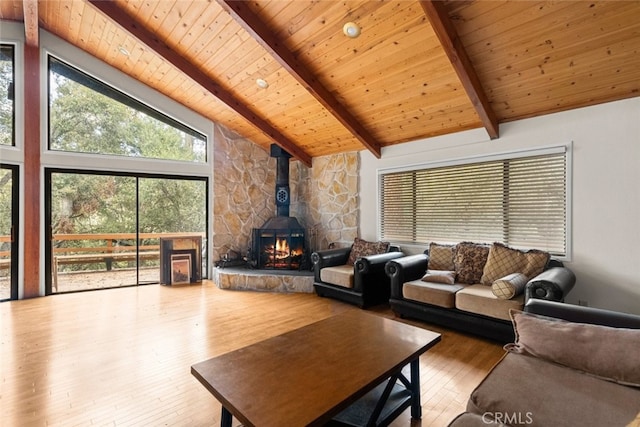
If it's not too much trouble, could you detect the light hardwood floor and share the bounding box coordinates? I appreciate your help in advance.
[1,281,505,427]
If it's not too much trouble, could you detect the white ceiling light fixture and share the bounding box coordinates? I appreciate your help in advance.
[256,78,269,89]
[343,22,361,38]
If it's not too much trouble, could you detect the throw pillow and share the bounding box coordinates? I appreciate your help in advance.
[522,249,551,279]
[491,273,528,299]
[428,242,456,271]
[421,269,456,285]
[506,310,640,387]
[346,237,390,266]
[454,242,490,284]
[481,242,550,285]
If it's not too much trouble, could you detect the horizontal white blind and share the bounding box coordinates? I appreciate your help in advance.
[380,151,567,255]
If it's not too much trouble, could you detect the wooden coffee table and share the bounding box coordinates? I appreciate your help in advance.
[191,310,441,427]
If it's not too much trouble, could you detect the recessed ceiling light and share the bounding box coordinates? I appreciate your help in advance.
[343,22,361,38]
[256,78,269,89]
[118,46,130,56]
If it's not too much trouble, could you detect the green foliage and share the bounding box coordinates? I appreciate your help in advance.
[47,68,208,252]
[0,48,13,147]
[51,171,207,239]
[49,73,206,162]
[0,169,12,237]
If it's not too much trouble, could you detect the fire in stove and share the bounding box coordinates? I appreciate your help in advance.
[264,236,304,268]
[256,230,305,269]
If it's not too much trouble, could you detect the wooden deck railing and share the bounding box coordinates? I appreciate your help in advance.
[0,232,205,289]
[0,235,10,271]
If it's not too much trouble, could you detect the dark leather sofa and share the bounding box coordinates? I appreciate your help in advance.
[384,252,576,342]
[311,245,403,308]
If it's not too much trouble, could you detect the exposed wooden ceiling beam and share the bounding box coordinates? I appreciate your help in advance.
[217,0,382,159]
[420,1,499,139]
[22,0,38,46]
[87,0,312,168]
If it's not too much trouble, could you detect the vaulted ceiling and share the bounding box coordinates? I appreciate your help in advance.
[2,1,639,167]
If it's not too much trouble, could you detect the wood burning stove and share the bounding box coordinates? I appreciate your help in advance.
[251,145,306,270]
[252,218,305,270]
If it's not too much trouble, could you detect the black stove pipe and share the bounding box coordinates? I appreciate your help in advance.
[271,144,292,217]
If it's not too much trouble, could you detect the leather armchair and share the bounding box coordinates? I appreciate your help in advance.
[311,245,403,308]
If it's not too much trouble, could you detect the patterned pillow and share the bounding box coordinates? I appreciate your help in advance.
[421,269,456,285]
[454,242,490,284]
[522,249,551,279]
[428,242,456,271]
[346,237,390,265]
[481,242,550,285]
[491,273,528,299]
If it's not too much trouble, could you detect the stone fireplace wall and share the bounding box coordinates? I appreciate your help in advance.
[212,125,276,263]
[292,153,359,252]
[213,124,359,264]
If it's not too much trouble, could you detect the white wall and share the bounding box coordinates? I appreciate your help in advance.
[360,97,640,315]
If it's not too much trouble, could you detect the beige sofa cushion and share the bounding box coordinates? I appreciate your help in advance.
[467,353,640,427]
[506,310,640,387]
[320,265,354,288]
[481,242,549,284]
[455,284,524,321]
[403,280,467,308]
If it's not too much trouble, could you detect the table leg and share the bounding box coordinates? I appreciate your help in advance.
[410,358,422,419]
[221,407,233,427]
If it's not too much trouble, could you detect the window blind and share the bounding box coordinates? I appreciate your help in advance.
[380,151,567,256]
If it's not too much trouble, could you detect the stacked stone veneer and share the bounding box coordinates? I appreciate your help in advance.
[213,124,360,267]
[213,267,314,293]
[293,153,359,252]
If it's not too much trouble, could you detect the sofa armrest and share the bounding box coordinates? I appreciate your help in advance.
[384,254,429,299]
[351,251,405,293]
[311,247,351,282]
[355,251,405,274]
[525,267,576,302]
[524,299,640,329]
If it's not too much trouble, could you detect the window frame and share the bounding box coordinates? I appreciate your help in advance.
[377,144,572,260]
[47,55,207,164]
[0,43,16,148]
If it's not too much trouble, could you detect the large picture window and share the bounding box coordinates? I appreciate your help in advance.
[46,170,208,293]
[379,147,569,257]
[0,44,15,147]
[48,56,206,162]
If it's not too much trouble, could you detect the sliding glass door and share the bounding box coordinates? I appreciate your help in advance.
[138,177,207,284]
[46,170,208,294]
[0,165,17,301]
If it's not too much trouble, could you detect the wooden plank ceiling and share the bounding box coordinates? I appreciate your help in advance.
[1,0,639,166]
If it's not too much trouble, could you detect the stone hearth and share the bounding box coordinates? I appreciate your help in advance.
[213,267,314,293]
